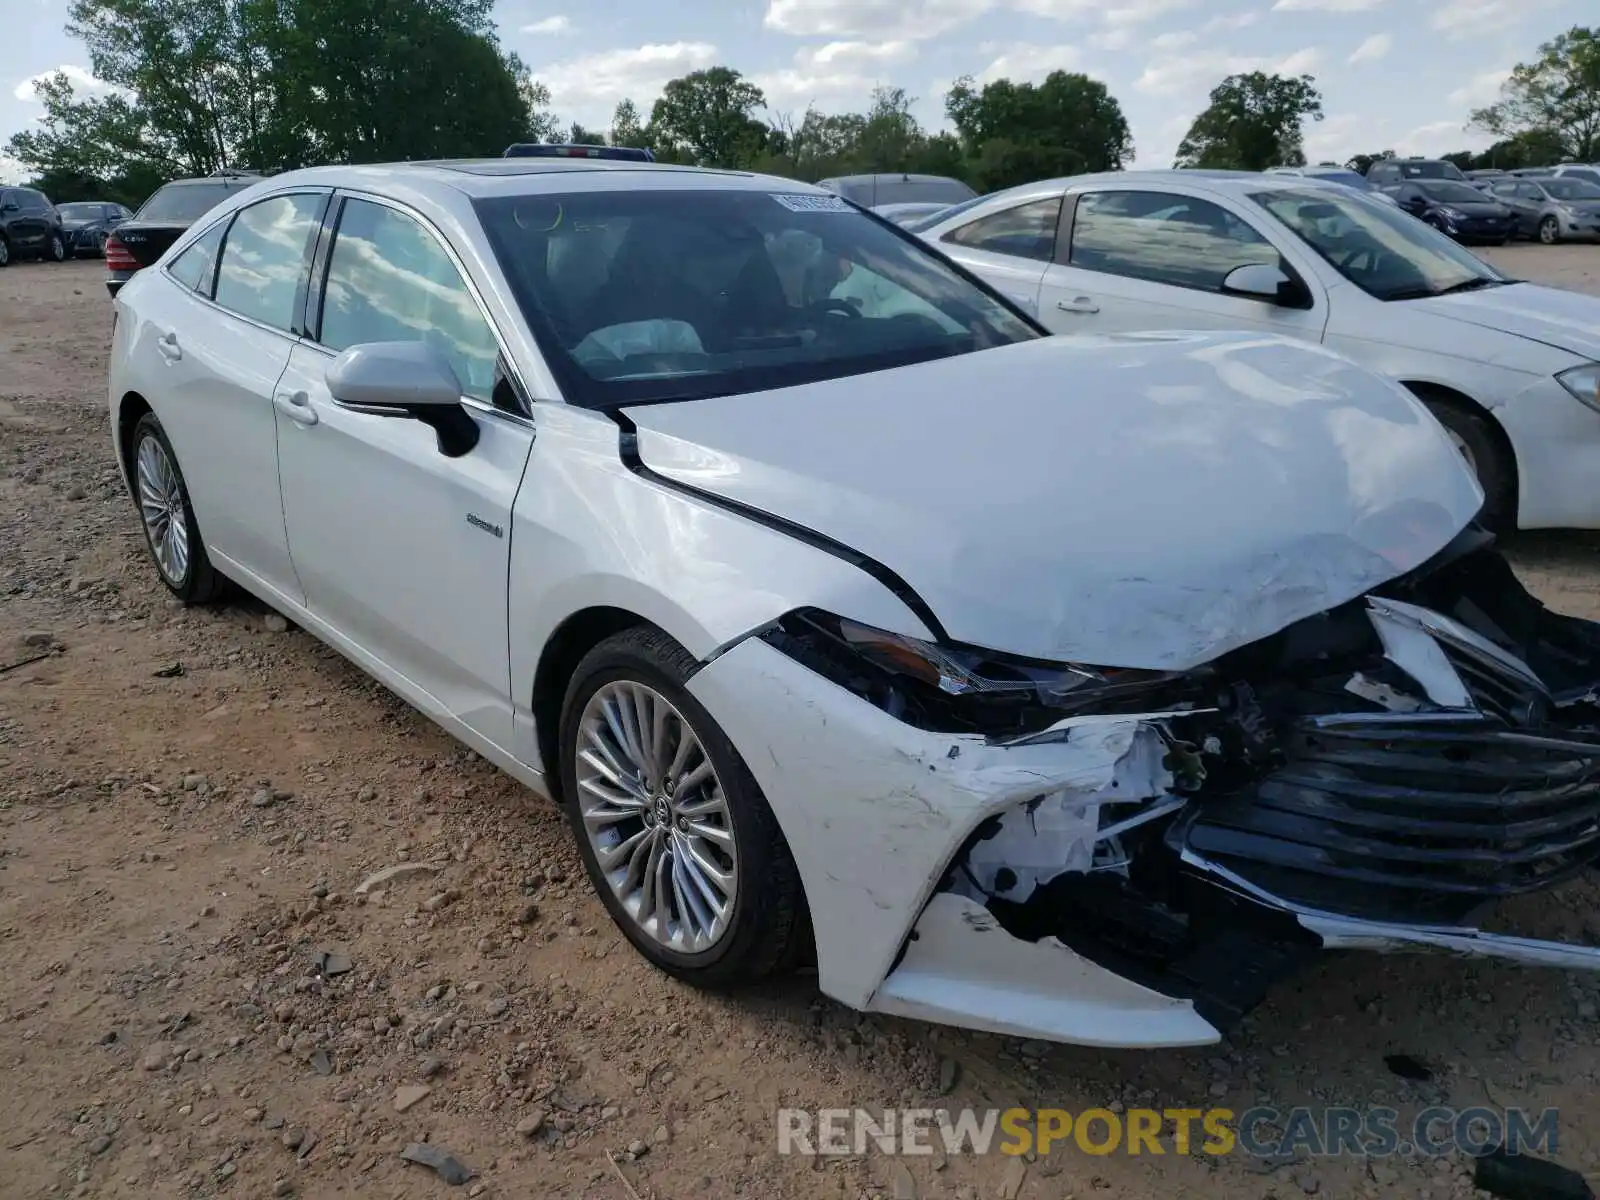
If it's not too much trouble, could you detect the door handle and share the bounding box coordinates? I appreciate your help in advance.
[156,332,182,361]
[1056,297,1100,314]
[274,390,318,426]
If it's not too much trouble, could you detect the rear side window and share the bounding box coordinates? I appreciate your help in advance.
[317,198,501,400]
[213,193,325,332]
[167,223,227,294]
[942,198,1063,262]
[1068,190,1278,292]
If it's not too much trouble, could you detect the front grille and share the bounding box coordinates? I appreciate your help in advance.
[1177,712,1600,923]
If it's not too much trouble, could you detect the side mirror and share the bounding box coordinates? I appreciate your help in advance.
[0,202,18,213]
[325,341,479,458]
[1221,262,1298,304]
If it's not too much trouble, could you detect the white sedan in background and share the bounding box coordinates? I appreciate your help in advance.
[922,170,1600,530]
[109,160,1600,1051]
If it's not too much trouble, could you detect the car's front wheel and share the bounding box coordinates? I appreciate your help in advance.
[1539,215,1561,245]
[559,626,807,988]
[47,232,66,262]
[0,236,10,268]
[129,412,225,603]
[1423,399,1515,530]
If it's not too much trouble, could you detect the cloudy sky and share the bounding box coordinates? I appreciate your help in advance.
[1,0,1587,183]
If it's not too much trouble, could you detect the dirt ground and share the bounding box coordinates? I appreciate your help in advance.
[5,245,1600,1200]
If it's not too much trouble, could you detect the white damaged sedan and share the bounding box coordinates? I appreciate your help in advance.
[109,160,1600,1049]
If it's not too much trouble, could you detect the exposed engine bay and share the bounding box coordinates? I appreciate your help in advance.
[762,528,1600,1032]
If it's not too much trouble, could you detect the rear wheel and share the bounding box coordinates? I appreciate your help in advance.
[1423,399,1515,530]
[1539,215,1561,245]
[130,412,225,603]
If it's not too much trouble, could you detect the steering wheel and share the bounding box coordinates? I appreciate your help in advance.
[805,298,862,320]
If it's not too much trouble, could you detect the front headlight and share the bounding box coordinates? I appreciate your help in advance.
[1438,207,1464,220]
[1557,364,1600,413]
[759,609,1197,738]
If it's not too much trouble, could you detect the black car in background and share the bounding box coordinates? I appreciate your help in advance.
[1385,179,1516,244]
[58,201,134,257]
[0,185,67,267]
[105,171,260,296]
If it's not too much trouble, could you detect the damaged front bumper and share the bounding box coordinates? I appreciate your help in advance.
[687,535,1600,1048]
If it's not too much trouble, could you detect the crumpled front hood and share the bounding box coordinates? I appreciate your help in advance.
[1412,282,1600,361]
[625,332,1483,670]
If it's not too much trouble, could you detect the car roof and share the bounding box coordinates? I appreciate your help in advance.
[232,159,822,203]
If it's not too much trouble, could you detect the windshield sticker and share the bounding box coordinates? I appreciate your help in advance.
[771,193,854,213]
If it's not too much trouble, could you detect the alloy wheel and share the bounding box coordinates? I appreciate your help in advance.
[574,680,738,954]
[1444,426,1479,477]
[135,434,190,585]
[0,238,9,267]
[49,234,65,262]
[1540,218,1559,245]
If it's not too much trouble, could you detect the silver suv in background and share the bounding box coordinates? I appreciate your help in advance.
[1552,164,1600,188]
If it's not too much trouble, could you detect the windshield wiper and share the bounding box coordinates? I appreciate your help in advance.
[1386,277,1508,301]
[1434,277,1508,296]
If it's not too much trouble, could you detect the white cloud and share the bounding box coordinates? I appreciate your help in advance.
[1301,112,1371,161]
[1347,32,1392,63]
[1429,0,1560,38]
[520,15,573,34]
[1201,10,1260,31]
[1104,0,1196,24]
[537,42,718,118]
[1447,67,1510,106]
[12,64,110,103]
[754,40,918,108]
[1273,0,1383,10]
[0,154,25,185]
[974,43,1082,83]
[1136,46,1318,96]
[763,0,994,39]
[1395,117,1491,154]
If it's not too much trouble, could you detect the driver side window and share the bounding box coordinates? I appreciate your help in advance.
[318,198,501,401]
[1068,191,1279,293]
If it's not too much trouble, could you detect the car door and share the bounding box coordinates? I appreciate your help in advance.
[1035,187,1329,342]
[272,193,535,751]
[3,188,43,251]
[1490,182,1536,236]
[932,195,1064,319]
[139,192,327,604]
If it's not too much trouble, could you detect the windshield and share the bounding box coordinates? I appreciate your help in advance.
[57,203,103,220]
[902,193,987,232]
[1250,186,1507,302]
[1421,181,1491,204]
[475,188,1039,409]
[1546,179,1600,201]
[1394,161,1466,180]
[136,182,240,223]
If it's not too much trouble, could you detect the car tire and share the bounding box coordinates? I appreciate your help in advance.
[47,232,66,262]
[129,412,226,604]
[1539,216,1561,245]
[1423,399,1515,530]
[0,235,10,268]
[558,625,808,989]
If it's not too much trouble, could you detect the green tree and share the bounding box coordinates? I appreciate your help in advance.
[648,66,768,168]
[1174,72,1323,170]
[945,71,1132,190]
[567,122,607,145]
[609,99,644,147]
[5,0,535,186]
[1470,26,1600,162]
[1344,149,1394,174]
